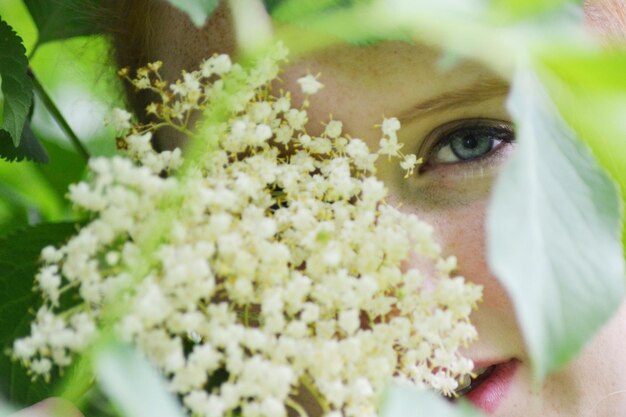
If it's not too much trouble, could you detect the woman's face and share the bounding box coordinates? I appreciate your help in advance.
[154,5,626,416]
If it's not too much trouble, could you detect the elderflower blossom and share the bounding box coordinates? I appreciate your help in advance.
[106,107,133,131]
[13,44,482,417]
[297,74,324,95]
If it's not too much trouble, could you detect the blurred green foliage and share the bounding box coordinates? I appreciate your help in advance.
[538,47,626,251]
[489,0,583,21]
[0,222,78,406]
[0,0,121,237]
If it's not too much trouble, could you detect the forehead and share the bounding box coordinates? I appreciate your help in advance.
[276,41,506,134]
[152,3,501,103]
[153,5,507,138]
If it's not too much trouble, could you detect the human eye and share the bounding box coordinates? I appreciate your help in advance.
[425,118,514,166]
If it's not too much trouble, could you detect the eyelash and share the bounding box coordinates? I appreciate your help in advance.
[420,119,515,170]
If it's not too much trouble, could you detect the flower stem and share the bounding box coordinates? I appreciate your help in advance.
[28,68,91,161]
[286,398,310,417]
[300,375,330,415]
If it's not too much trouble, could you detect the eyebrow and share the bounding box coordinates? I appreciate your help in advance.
[397,77,509,123]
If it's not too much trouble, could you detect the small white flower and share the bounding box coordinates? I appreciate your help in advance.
[126,132,153,156]
[338,309,360,335]
[183,72,201,93]
[285,109,308,130]
[381,117,401,137]
[261,397,286,417]
[325,120,343,138]
[201,54,232,77]
[31,358,52,375]
[297,74,323,95]
[41,245,63,263]
[378,135,403,158]
[255,123,273,142]
[400,154,420,176]
[13,338,36,359]
[107,108,132,130]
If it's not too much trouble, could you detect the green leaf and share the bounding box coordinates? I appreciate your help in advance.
[487,67,625,381]
[488,0,582,21]
[267,0,360,22]
[0,18,33,146]
[0,184,30,237]
[95,342,186,417]
[0,222,78,405]
[379,385,482,417]
[540,48,626,91]
[33,137,85,198]
[538,49,626,254]
[22,0,101,46]
[0,76,4,126]
[0,121,48,163]
[165,0,220,27]
[0,154,68,231]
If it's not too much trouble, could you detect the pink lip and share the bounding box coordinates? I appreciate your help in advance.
[465,359,519,414]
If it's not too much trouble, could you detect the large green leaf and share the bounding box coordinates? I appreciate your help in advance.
[23,0,101,46]
[379,385,482,417]
[538,47,626,251]
[487,67,625,381]
[95,342,186,417]
[0,222,78,406]
[165,0,220,27]
[0,17,33,147]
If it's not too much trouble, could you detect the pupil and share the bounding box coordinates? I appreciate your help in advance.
[462,135,478,149]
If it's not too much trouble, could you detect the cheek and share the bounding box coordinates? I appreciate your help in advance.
[542,302,626,414]
[414,198,529,359]
[417,200,511,312]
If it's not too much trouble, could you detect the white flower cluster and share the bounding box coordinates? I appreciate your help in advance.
[13,45,482,417]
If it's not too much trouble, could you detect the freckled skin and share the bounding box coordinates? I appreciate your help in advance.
[151,3,626,416]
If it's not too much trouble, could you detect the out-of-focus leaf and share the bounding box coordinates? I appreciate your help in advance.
[268,0,360,22]
[0,77,4,126]
[95,342,186,417]
[487,67,625,381]
[0,121,48,163]
[0,157,66,223]
[270,1,412,52]
[0,17,33,146]
[489,0,582,21]
[23,0,101,46]
[0,133,83,233]
[0,222,78,406]
[538,49,626,253]
[0,184,30,236]
[540,48,626,90]
[379,385,482,417]
[165,0,220,27]
[34,138,85,198]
